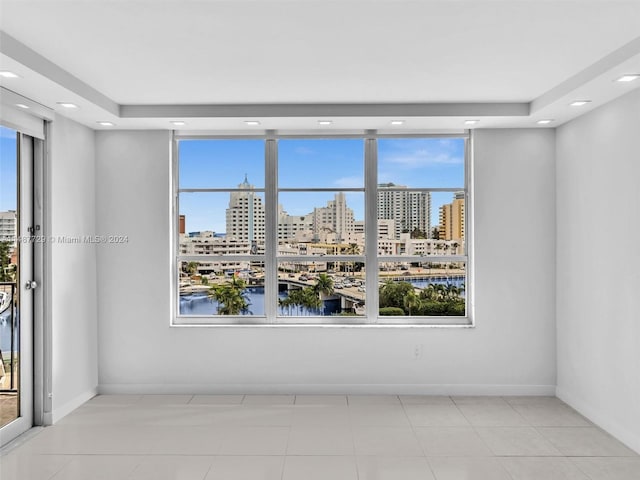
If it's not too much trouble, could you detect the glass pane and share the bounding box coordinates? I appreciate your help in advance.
[377,190,465,255]
[179,261,265,316]
[377,188,432,240]
[277,262,365,317]
[378,138,465,188]
[378,261,466,316]
[432,191,465,243]
[180,192,265,254]
[278,139,364,188]
[278,192,364,254]
[179,139,264,189]
[0,125,18,426]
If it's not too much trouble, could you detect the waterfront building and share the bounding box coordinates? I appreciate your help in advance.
[0,210,17,248]
[226,176,265,244]
[377,183,431,239]
[438,191,465,242]
[277,205,314,241]
[354,218,396,239]
[312,192,355,242]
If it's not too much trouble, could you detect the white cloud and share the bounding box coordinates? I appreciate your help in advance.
[380,138,464,169]
[334,176,363,188]
[386,151,462,168]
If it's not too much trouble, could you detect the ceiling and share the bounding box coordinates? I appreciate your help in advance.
[1,0,640,131]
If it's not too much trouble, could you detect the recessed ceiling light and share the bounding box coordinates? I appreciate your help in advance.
[464,120,479,125]
[0,71,20,78]
[569,100,591,107]
[318,120,333,125]
[615,74,640,83]
[390,120,405,125]
[171,121,186,126]
[57,102,78,109]
[537,119,553,125]
[97,121,115,126]
[16,104,30,109]
[244,120,260,126]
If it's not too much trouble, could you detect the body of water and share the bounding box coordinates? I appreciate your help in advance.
[180,285,341,316]
[0,308,19,354]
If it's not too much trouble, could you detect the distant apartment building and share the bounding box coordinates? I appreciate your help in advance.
[179,231,256,274]
[179,215,185,235]
[438,192,465,242]
[226,176,265,245]
[277,206,314,241]
[378,234,462,257]
[377,183,431,239]
[278,192,355,244]
[0,210,17,247]
[312,192,354,242]
[354,218,396,240]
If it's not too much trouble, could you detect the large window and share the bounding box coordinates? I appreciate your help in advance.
[175,134,469,325]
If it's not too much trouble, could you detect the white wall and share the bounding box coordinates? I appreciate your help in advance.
[49,115,98,422]
[95,129,556,395]
[556,88,640,453]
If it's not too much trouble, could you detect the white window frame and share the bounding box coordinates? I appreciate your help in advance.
[172,131,472,327]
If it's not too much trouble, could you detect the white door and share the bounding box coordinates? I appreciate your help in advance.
[0,129,35,446]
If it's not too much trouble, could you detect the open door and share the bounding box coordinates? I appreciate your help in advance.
[0,126,39,446]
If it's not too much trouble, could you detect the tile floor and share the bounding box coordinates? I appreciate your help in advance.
[1,395,638,479]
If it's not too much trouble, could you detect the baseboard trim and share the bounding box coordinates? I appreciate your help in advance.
[556,387,640,455]
[98,383,556,396]
[50,387,97,424]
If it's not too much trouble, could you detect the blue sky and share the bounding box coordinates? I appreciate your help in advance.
[0,126,18,212]
[180,137,465,233]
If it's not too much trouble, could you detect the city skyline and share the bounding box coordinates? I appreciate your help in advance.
[180,137,465,233]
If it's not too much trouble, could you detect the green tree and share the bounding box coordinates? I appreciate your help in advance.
[403,290,421,316]
[209,277,250,315]
[0,242,14,282]
[185,261,198,275]
[314,273,334,298]
[280,287,322,315]
[410,228,426,239]
[379,281,415,313]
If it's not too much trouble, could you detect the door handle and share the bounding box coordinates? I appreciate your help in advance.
[25,280,38,290]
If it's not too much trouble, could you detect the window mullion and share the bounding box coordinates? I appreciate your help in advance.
[265,138,278,322]
[364,135,378,323]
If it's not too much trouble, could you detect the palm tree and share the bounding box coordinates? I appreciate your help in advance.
[185,261,198,276]
[403,290,421,315]
[420,283,438,301]
[302,287,322,311]
[314,273,334,298]
[209,277,250,315]
[344,243,360,274]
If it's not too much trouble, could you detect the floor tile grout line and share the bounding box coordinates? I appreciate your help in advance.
[396,392,440,480]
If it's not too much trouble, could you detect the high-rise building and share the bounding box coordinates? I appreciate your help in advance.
[0,210,17,247]
[278,193,355,243]
[277,205,314,241]
[377,184,431,239]
[313,192,354,242]
[226,176,265,244]
[438,192,465,242]
[179,215,185,234]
